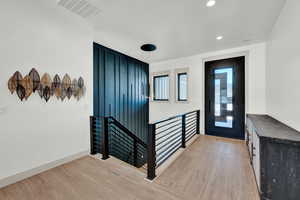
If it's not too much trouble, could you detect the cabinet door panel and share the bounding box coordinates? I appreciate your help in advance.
[253,132,260,189]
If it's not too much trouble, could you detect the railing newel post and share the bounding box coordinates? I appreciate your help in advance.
[182,115,186,148]
[102,117,109,160]
[147,123,156,180]
[90,116,96,155]
[196,110,200,134]
[133,139,138,167]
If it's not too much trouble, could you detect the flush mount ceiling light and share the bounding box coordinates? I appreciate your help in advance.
[141,44,157,52]
[206,0,216,7]
[216,36,223,40]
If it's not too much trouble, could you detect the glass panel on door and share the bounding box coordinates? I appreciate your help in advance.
[214,68,233,128]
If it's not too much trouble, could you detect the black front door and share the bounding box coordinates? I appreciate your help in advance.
[205,57,245,139]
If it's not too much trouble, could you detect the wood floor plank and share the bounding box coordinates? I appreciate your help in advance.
[0,135,259,200]
[155,135,260,200]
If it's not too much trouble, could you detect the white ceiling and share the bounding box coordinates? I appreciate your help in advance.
[87,0,286,63]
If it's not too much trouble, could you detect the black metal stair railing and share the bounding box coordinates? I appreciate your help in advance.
[90,116,147,168]
[147,110,200,180]
[90,110,200,180]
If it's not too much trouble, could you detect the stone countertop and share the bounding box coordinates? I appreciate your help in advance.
[247,114,300,142]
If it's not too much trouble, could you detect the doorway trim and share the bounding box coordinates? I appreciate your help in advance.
[201,51,249,136]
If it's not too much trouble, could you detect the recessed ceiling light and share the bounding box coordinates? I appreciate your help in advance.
[206,0,216,7]
[216,36,223,40]
[141,44,157,52]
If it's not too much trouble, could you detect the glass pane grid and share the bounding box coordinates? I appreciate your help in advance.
[178,73,187,101]
[214,68,233,128]
[154,75,169,101]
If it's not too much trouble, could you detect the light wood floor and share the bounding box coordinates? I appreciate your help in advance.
[0,135,260,200]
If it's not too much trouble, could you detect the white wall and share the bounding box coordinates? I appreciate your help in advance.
[0,0,93,181]
[266,0,300,131]
[149,43,267,133]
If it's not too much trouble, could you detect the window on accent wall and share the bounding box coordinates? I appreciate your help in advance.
[177,72,188,101]
[153,75,169,101]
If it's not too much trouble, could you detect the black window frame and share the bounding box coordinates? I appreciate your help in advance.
[177,72,188,101]
[153,74,169,101]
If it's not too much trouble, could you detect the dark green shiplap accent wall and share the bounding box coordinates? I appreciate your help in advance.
[93,42,149,145]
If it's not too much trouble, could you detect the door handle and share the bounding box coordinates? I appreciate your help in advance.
[208,100,211,113]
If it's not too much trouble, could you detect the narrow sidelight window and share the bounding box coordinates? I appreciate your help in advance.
[177,72,187,101]
[153,75,169,101]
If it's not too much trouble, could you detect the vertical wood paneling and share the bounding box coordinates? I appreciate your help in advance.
[93,42,149,144]
[104,50,115,117]
[93,47,99,116]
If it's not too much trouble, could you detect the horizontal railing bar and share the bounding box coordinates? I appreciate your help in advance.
[156,127,182,142]
[156,122,182,135]
[109,128,146,157]
[186,116,196,122]
[184,110,198,116]
[109,138,133,154]
[110,125,134,141]
[186,116,197,122]
[156,145,180,168]
[109,148,133,163]
[156,142,181,163]
[151,115,182,126]
[109,144,132,156]
[156,142,181,167]
[186,128,196,138]
[156,133,182,152]
[186,120,197,127]
[185,132,195,141]
[186,114,196,119]
[156,136,182,154]
[109,129,134,147]
[108,140,132,152]
[186,125,196,134]
[109,129,134,143]
[186,132,196,142]
[109,140,133,153]
[156,129,182,146]
[156,119,182,130]
[108,117,147,148]
[151,110,199,125]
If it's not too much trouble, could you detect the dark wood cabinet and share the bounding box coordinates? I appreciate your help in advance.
[246,115,300,200]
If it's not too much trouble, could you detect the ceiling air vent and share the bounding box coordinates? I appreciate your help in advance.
[57,0,101,18]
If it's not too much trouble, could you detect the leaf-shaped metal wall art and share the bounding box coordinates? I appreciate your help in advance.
[78,77,84,89]
[16,84,26,101]
[62,74,71,90]
[66,87,73,99]
[37,84,44,99]
[50,82,55,96]
[71,79,78,98]
[22,75,33,100]
[43,86,51,102]
[41,73,52,88]
[53,74,61,89]
[51,74,61,97]
[8,76,17,94]
[29,68,40,92]
[54,87,61,99]
[60,88,67,101]
[12,71,23,85]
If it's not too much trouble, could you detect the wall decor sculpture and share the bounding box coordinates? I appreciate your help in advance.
[7,68,86,102]
[29,68,40,92]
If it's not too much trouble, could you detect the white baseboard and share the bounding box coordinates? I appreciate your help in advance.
[0,150,89,189]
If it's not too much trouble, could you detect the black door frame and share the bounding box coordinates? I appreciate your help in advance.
[205,56,245,140]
